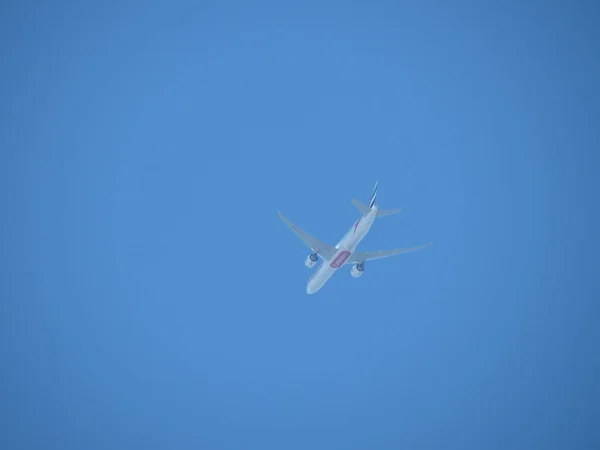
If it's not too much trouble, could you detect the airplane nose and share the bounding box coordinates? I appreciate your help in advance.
[306,284,316,294]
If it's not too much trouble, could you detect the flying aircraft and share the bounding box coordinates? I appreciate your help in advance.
[278,181,432,294]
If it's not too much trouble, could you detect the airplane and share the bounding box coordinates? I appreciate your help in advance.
[278,181,432,294]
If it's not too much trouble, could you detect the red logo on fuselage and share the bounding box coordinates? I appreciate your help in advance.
[330,250,351,268]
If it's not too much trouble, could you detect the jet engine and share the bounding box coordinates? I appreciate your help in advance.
[351,262,365,278]
[305,253,319,268]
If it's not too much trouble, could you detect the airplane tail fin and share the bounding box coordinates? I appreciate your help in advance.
[352,181,402,217]
[368,181,379,208]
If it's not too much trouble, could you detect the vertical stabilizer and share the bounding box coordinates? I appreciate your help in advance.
[368,181,379,209]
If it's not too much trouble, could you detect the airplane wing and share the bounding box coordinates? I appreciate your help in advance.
[278,211,338,261]
[348,242,432,264]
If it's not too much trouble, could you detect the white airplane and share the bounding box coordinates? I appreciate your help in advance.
[278,181,432,294]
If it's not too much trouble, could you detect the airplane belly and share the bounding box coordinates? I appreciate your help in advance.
[306,265,335,293]
[306,248,353,294]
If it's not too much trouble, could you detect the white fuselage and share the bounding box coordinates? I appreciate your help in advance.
[306,207,378,294]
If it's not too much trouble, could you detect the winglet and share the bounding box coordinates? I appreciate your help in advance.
[278,210,291,225]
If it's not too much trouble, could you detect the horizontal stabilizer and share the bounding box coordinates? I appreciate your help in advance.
[352,199,402,217]
[376,208,403,217]
[352,199,371,215]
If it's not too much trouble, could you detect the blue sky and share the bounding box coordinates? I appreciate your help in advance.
[1,1,599,449]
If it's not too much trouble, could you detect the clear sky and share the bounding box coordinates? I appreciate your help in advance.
[2,1,599,449]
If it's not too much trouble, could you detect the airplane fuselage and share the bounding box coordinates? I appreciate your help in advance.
[306,207,378,294]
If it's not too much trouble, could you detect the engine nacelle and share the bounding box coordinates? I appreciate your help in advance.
[305,253,318,268]
[351,263,365,278]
